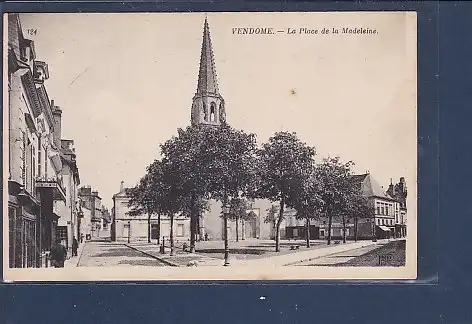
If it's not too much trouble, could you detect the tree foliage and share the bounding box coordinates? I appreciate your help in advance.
[253,131,316,252]
[316,157,355,245]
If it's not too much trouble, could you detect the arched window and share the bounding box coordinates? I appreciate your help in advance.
[210,103,216,122]
[203,102,208,121]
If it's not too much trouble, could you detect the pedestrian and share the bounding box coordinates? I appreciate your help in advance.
[80,233,84,243]
[204,233,209,241]
[50,239,67,268]
[72,237,79,257]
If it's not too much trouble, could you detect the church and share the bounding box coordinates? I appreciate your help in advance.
[111,17,276,242]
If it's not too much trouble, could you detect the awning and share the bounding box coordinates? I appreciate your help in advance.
[378,225,392,232]
[35,179,66,202]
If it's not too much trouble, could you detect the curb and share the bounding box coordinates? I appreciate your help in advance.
[75,241,87,267]
[125,244,179,267]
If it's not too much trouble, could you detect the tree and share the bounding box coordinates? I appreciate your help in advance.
[126,173,154,243]
[264,205,278,241]
[253,132,315,252]
[158,158,184,256]
[160,125,214,253]
[291,169,324,248]
[349,193,375,242]
[227,198,254,242]
[316,157,355,245]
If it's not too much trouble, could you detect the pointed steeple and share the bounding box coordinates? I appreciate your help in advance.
[196,17,219,95]
[191,16,226,127]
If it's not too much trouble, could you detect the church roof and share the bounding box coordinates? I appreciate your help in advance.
[196,17,220,95]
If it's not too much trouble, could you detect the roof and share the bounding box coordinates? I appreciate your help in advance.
[113,187,130,199]
[353,173,396,201]
[196,17,220,95]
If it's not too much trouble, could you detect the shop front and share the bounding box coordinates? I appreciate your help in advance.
[8,181,41,268]
[36,178,66,267]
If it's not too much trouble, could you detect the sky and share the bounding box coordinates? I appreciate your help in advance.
[18,12,417,209]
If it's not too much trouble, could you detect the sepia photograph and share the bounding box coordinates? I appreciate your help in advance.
[3,12,417,281]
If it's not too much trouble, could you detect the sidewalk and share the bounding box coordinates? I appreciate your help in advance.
[64,241,87,268]
[230,239,400,267]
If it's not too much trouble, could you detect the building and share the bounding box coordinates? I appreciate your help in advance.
[387,177,408,238]
[111,181,190,242]
[7,14,68,267]
[78,197,93,241]
[283,173,408,241]
[78,186,105,238]
[52,122,81,254]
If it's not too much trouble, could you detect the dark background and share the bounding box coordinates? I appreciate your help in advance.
[1,1,470,323]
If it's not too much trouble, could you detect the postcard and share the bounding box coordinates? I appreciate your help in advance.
[3,11,417,281]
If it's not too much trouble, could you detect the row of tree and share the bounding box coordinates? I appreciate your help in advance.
[127,124,374,255]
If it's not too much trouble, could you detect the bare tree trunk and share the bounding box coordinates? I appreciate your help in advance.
[305,217,310,248]
[147,213,151,243]
[354,217,358,242]
[342,214,346,243]
[235,218,239,242]
[327,214,333,245]
[275,199,285,252]
[170,215,175,256]
[241,219,246,240]
[157,214,161,245]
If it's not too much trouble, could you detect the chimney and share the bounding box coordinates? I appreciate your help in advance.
[51,100,62,149]
[120,181,124,192]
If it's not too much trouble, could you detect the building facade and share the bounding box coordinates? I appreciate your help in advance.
[283,173,408,241]
[78,186,105,238]
[7,14,69,267]
[387,177,408,238]
[111,182,191,242]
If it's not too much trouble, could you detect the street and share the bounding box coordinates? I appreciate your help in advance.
[70,238,406,268]
[77,240,167,267]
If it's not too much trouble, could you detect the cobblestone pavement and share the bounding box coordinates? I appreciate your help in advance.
[77,240,168,267]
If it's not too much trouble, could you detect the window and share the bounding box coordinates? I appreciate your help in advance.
[177,224,184,237]
[210,103,216,122]
[44,148,48,179]
[56,226,68,248]
[377,206,380,215]
[37,138,42,177]
[25,137,32,192]
[293,228,298,237]
[381,206,384,215]
[32,146,36,183]
[203,102,208,121]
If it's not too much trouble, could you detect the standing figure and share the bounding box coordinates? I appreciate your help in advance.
[72,237,79,257]
[50,239,67,268]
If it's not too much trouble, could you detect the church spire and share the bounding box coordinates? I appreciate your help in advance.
[191,16,226,127]
[196,16,219,95]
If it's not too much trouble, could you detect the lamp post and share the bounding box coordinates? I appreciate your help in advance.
[222,203,231,266]
[128,220,131,244]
